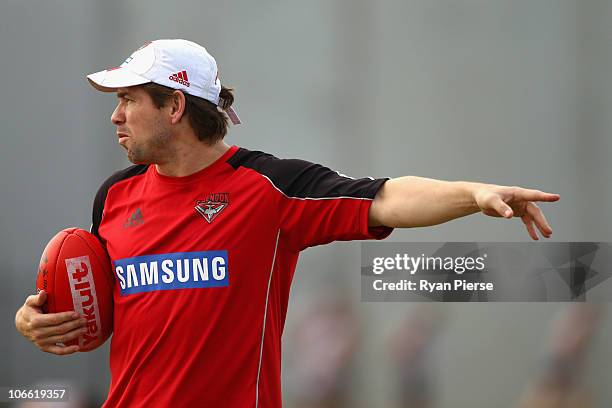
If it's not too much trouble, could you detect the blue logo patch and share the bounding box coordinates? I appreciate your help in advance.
[113,251,229,296]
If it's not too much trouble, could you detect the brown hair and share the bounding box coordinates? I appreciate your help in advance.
[141,82,235,144]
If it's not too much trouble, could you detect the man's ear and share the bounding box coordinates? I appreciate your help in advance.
[168,90,186,124]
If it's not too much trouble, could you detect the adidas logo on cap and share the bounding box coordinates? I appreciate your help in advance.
[169,70,190,87]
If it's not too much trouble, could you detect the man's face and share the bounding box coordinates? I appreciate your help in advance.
[111,86,173,164]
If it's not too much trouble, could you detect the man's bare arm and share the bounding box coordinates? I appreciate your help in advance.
[368,176,559,240]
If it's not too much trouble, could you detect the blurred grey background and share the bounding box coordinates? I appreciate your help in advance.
[2,0,611,407]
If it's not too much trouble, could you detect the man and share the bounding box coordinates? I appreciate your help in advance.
[15,39,559,407]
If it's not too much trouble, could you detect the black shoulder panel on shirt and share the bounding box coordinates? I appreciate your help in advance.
[226,148,387,199]
[91,164,148,240]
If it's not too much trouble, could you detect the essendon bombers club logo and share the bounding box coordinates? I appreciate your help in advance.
[195,193,229,224]
[169,70,190,87]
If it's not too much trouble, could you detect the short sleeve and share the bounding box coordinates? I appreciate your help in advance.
[227,148,394,251]
[276,161,393,250]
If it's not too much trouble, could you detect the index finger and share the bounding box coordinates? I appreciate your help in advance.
[31,311,81,328]
[515,188,560,202]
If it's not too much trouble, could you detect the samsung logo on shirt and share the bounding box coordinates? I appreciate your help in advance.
[113,251,229,295]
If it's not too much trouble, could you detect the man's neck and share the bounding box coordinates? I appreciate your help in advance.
[155,140,231,178]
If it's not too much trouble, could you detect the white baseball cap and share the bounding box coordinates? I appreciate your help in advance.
[87,39,241,125]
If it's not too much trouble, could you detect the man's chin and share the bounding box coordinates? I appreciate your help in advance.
[127,151,141,164]
[127,152,153,165]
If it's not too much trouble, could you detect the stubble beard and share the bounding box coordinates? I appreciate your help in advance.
[127,124,174,165]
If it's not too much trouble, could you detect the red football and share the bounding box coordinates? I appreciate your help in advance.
[36,227,113,352]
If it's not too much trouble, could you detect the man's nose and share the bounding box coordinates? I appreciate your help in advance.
[111,104,125,125]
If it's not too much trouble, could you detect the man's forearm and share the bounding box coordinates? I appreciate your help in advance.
[369,176,483,228]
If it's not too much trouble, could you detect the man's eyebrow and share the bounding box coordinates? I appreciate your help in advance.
[116,91,129,99]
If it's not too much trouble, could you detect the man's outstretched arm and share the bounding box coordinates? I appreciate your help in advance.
[368,177,560,240]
